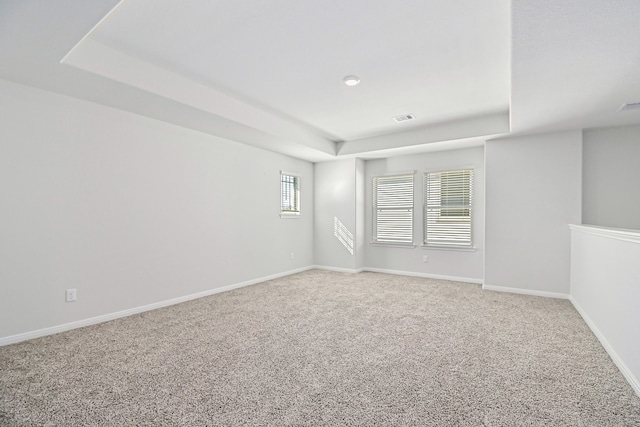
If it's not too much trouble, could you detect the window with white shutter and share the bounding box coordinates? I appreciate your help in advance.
[424,169,473,247]
[280,172,300,217]
[372,173,414,244]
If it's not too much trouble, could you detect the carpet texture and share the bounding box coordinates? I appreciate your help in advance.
[1,269,639,426]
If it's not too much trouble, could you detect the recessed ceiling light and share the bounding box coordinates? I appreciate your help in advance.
[343,75,361,86]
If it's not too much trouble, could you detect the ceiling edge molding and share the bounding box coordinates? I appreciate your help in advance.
[336,111,510,156]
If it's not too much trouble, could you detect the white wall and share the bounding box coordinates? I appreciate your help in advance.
[484,130,582,296]
[569,225,640,396]
[364,147,485,282]
[0,79,314,340]
[314,159,358,270]
[355,158,366,270]
[583,124,640,230]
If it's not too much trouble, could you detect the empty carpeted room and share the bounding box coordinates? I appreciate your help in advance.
[1,0,640,425]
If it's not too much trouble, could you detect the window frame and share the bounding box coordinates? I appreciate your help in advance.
[423,168,474,249]
[280,171,301,218]
[371,172,416,247]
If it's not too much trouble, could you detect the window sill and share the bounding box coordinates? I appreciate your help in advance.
[280,213,301,219]
[370,242,416,249]
[422,245,476,252]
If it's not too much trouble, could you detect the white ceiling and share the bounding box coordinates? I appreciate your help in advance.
[1,0,639,162]
[88,0,510,142]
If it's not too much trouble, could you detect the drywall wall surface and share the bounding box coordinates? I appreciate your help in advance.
[583,124,640,230]
[364,147,485,282]
[485,130,582,294]
[314,159,358,270]
[570,225,640,396]
[355,158,366,270]
[0,79,314,340]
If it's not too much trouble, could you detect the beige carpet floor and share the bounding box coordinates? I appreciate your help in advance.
[1,269,639,426]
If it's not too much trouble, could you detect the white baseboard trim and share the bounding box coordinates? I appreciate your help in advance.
[0,266,314,347]
[569,296,640,398]
[482,284,569,299]
[312,265,364,274]
[361,267,483,285]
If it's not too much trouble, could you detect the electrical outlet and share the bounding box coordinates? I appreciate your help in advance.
[290,252,294,260]
[66,288,77,302]
[423,255,429,263]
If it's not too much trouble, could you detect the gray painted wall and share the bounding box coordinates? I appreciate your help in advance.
[583,124,640,230]
[0,79,314,339]
[314,159,359,270]
[355,158,366,270]
[485,130,582,295]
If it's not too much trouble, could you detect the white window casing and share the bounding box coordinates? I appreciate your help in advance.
[372,173,414,245]
[424,169,474,248]
[280,172,300,217]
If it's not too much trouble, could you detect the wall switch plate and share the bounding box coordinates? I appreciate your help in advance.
[290,252,294,260]
[423,255,429,263]
[66,288,77,302]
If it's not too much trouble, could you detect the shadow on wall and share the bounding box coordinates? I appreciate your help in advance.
[334,217,354,255]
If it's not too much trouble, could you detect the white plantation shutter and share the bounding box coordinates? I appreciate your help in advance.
[373,173,414,244]
[424,169,473,247]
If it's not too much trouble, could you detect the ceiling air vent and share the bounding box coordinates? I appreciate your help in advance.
[392,113,415,123]
[619,102,640,112]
